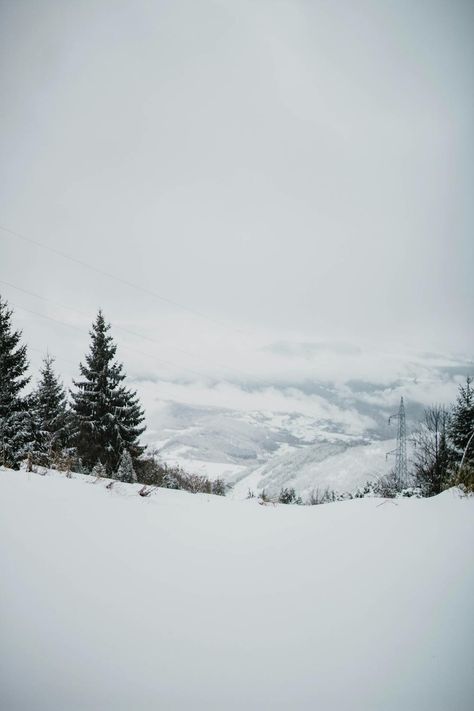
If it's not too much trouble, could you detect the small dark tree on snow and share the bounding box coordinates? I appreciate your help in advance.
[211,478,226,496]
[115,449,137,483]
[70,311,146,473]
[0,297,30,469]
[278,487,302,504]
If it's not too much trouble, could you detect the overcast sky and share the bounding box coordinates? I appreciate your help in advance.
[0,0,472,396]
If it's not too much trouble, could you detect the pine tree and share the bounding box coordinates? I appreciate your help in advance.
[449,376,474,462]
[29,354,69,466]
[0,297,30,469]
[70,311,145,473]
[115,449,137,483]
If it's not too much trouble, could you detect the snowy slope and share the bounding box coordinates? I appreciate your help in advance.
[147,402,398,496]
[1,467,473,711]
[230,438,397,499]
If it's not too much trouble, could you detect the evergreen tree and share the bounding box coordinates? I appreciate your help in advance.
[449,376,474,463]
[70,311,145,473]
[91,459,106,478]
[0,297,30,469]
[115,449,137,483]
[29,354,69,466]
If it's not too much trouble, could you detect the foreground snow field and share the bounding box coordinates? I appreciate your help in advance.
[1,468,473,711]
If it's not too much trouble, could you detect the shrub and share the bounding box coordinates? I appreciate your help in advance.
[371,471,422,498]
[451,463,474,495]
[211,478,227,496]
[134,453,231,496]
[278,487,302,504]
[259,489,271,504]
[372,470,403,498]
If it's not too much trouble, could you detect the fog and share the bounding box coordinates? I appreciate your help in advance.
[1,0,472,393]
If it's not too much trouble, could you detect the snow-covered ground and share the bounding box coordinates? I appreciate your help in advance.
[1,467,473,710]
[230,438,397,499]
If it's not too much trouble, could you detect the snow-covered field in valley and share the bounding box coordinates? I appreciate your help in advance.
[1,467,473,711]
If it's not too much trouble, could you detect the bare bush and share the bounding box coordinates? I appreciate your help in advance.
[411,405,454,496]
[134,453,231,496]
[306,487,336,505]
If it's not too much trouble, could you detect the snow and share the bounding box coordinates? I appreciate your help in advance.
[1,467,473,710]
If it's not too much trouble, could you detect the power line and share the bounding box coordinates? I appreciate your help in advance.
[0,277,253,380]
[0,223,228,328]
[9,300,215,381]
[0,278,92,319]
[27,345,78,369]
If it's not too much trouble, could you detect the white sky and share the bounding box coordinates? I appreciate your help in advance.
[0,0,472,399]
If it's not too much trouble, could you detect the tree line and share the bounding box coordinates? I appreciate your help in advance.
[0,295,228,495]
[0,296,146,479]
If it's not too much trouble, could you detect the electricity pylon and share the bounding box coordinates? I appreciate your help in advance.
[387,396,408,488]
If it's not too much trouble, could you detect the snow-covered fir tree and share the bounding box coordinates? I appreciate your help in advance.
[115,449,137,483]
[449,376,474,463]
[91,459,106,478]
[70,311,145,473]
[28,354,69,466]
[0,297,30,469]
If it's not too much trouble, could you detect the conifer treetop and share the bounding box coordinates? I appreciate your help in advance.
[28,352,69,464]
[76,310,123,385]
[0,296,31,468]
[70,310,145,473]
[0,296,30,399]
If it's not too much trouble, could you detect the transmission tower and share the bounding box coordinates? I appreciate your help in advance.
[387,397,408,487]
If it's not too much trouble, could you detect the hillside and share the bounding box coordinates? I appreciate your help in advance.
[147,401,400,497]
[1,467,473,710]
[141,354,467,497]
